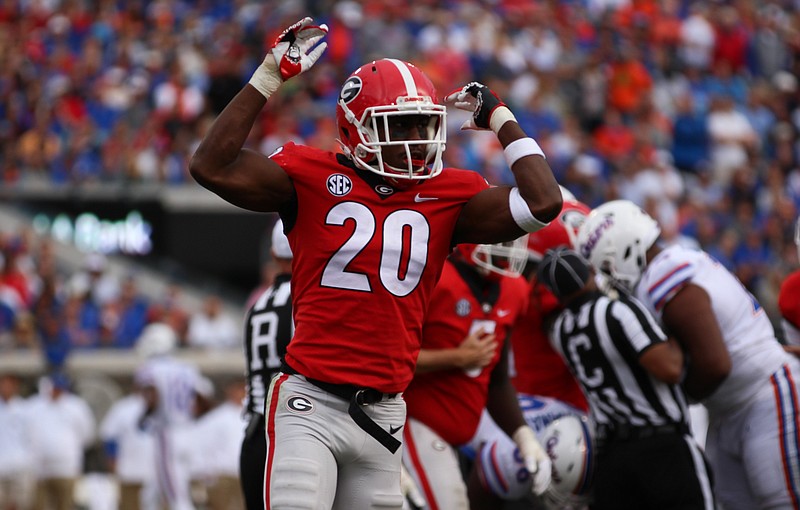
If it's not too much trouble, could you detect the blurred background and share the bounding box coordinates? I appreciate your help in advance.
[0,0,799,507]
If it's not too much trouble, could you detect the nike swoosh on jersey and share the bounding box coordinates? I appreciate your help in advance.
[389,424,403,434]
[497,309,511,317]
[414,193,438,202]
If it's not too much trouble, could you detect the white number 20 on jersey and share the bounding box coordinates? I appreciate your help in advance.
[321,202,430,297]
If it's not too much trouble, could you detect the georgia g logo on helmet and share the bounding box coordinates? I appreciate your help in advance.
[340,76,362,104]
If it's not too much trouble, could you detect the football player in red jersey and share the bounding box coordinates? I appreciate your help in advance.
[402,238,552,509]
[189,17,562,509]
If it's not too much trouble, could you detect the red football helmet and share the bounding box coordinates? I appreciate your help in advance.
[336,59,447,181]
[527,200,591,262]
[454,235,530,278]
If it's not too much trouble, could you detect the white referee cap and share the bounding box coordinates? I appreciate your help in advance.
[537,247,591,300]
[271,219,293,259]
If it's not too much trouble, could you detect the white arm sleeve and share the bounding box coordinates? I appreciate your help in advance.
[509,187,550,233]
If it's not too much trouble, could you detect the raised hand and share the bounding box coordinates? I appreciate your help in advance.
[444,82,516,134]
[249,17,328,99]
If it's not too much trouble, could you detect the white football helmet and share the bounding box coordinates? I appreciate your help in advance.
[469,235,530,278]
[540,415,594,510]
[576,200,660,290]
[135,323,177,358]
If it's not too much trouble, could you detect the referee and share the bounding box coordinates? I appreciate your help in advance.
[537,248,715,510]
[239,219,294,510]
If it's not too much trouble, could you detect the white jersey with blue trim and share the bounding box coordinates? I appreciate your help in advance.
[635,244,790,415]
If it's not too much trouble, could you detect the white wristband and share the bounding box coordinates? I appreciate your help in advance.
[504,138,545,168]
[248,62,283,100]
[509,187,549,233]
[489,106,517,134]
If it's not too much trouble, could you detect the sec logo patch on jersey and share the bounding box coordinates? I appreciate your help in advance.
[286,395,315,414]
[455,298,471,317]
[327,173,352,196]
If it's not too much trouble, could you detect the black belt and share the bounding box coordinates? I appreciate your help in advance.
[596,422,689,444]
[281,362,401,453]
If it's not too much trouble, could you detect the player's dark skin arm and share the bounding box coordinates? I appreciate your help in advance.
[467,339,526,510]
[639,338,685,385]
[484,339,526,438]
[189,86,293,212]
[454,121,562,245]
[661,284,731,400]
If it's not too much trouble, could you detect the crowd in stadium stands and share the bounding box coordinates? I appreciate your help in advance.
[0,226,240,360]
[0,0,799,355]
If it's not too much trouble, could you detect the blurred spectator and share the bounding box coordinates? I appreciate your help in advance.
[711,5,749,73]
[576,51,607,132]
[11,311,39,350]
[134,323,201,510]
[684,163,723,210]
[0,372,34,510]
[742,81,777,151]
[592,107,636,165]
[191,379,245,510]
[734,225,774,290]
[679,2,715,70]
[33,275,71,368]
[27,373,95,510]
[186,295,238,350]
[0,281,23,350]
[0,241,32,308]
[751,5,791,79]
[100,275,149,349]
[707,94,758,187]
[99,381,156,510]
[146,284,190,347]
[15,112,63,182]
[74,253,120,308]
[185,376,216,509]
[62,292,100,350]
[606,41,652,117]
[671,92,709,174]
[705,60,748,107]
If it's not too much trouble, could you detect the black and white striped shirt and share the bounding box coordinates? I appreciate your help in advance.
[550,290,689,431]
[243,273,294,416]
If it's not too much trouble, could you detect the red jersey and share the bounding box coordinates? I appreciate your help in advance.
[404,260,529,445]
[509,279,588,412]
[271,143,489,393]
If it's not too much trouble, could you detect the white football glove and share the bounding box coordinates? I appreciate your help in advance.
[248,17,328,99]
[401,462,426,510]
[444,81,517,134]
[513,425,552,496]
